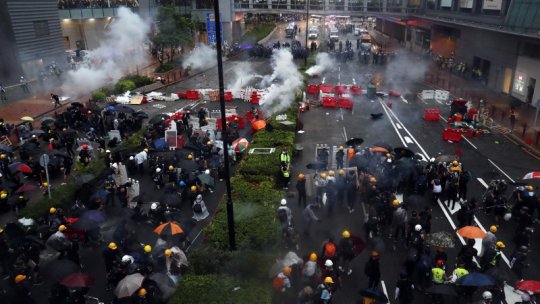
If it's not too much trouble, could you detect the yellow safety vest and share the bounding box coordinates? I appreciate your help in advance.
[455,267,469,279]
[282,170,290,178]
[280,153,290,163]
[490,252,501,266]
[432,267,445,284]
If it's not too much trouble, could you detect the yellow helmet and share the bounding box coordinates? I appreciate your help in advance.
[138,288,147,297]
[43,182,49,187]
[143,148,149,153]
[392,199,399,207]
[0,154,6,158]
[386,153,391,158]
[369,177,376,183]
[338,169,345,175]
[496,241,505,248]
[0,193,7,199]
[283,266,292,275]
[144,245,152,253]
[58,225,67,232]
[320,173,327,178]
[108,242,118,250]
[298,173,305,180]
[207,140,213,145]
[329,170,335,176]
[187,154,193,159]
[452,160,459,166]
[14,274,27,284]
[309,253,318,261]
[489,225,497,233]
[164,249,172,257]
[49,207,57,214]
[371,250,380,257]
[339,146,344,150]
[342,230,350,238]
[527,185,534,191]
[190,186,197,192]
[323,277,334,284]
[168,165,174,171]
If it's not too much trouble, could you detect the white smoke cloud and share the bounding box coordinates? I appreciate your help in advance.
[227,62,261,92]
[182,44,217,71]
[384,50,428,93]
[62,7,151,96]
[305,52,336,76]
[261,49,303,115]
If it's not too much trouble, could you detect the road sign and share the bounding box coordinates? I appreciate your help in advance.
[206,13,221,44]
[39,154,50,167]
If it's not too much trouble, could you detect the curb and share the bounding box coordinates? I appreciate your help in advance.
[257,26,278,45]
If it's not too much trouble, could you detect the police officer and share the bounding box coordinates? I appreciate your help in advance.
[280,146,291,167]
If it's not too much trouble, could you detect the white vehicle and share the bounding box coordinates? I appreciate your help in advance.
[329,27,339,42]
[308,27,319,39]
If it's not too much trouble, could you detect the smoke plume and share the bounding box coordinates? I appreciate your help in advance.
[383,50,428,95]
[62,7,151,96]
[182,44,217,71]
[227,62,261,92]
[305,52,336,76]
[261,49,302,115]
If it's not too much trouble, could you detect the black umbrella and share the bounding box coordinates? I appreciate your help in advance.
[49,150,70,158]
[149,114,170,125]
[359,288,388,302]
[71,218,100,231]
[306,161,326,170]
[435,154,458,163]
[370,113,384,120]
[132,194,147,202]
[21,141,38,151]
[394,147,415,158]
[70,102,84,108]
[160,193,181,207]
[134,111,149,119]
[46,259,81,281]
[114,105,136,114]
[41,117,56,125]
[426,284,458,297]
[346,137,364,146]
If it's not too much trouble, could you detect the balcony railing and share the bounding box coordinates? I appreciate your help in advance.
[57,0,139,9]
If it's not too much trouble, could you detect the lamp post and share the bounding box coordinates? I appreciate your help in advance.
[213,0,236,251]
[304,0,310,66]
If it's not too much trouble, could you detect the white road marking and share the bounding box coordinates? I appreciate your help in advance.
[322,77,326,84]
[340,108,344,121]
[381,280,390,303]
[477,178,489,188]
[487,159,516,183]
[352,78,356,85]
[461,135,478,150]
[404,136,413,144]
[342,126,348,142]
[400,96,408,104]
[395,123,402,129]
[379,100,407,147]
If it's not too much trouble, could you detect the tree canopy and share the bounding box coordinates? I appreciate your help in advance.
[153,6,193,52]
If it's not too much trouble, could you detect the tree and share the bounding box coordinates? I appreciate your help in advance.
[152,6,194,64]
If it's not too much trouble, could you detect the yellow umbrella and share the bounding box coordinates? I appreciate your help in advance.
[21,116,34,122]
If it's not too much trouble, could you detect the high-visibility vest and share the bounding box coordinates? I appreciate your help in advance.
[280,153,290,163]
[490,251,501,266]
[282,170,290,178]
[432,267,445,284]
[455,267,469,279]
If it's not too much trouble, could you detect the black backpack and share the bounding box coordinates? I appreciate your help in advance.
[193,203,202,213]
[277,208,288,223]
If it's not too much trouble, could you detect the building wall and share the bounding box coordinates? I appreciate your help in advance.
[0,0,22,83]
[60,18,111,50]
[512,56,540,105]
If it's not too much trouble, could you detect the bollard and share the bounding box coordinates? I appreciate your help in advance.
[522,123,528,138]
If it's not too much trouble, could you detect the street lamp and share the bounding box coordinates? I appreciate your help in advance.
[213,0,236,251]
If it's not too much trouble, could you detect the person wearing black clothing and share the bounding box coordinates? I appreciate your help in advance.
[296,174,307,208]
[395,272,414,304]
[364,251,381,288]
[51,94,61,108]
[457,239,478,271]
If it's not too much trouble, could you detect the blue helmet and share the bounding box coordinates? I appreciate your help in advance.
[178,181,186,187]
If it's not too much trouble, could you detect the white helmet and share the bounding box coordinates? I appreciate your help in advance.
[129,156,134,160]
[415,224,422,232]
[430,157,435,162]
[324,259,333,267]
[121,255,133,264]
[503,213,512,221]
[105,150,111,153]
[205,169,210,174]
[151,203,158,210]
[482,291,492,300]
[156,168,161,173]
[280,199,287,206]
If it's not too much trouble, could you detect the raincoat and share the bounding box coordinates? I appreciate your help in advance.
[192,194,209,221]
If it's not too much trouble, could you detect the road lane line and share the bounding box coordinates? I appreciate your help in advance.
[400,96,408,104]
[487,159,516,183]
[461,135,478,150]
[343,126,348,141]
[379,100,407,147]
[477,178,489,188]
[381,280,390,303]
[395,123,402,129]
[404,136,413,144]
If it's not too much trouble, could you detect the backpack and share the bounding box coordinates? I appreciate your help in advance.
[277,208,288,223]
[324,242,336,258]
[193,203,202,213]
[272,276,284,290]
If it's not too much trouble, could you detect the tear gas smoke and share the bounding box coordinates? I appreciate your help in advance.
[305,52,336,76]
[227,62,261,92]
[182,44,217,71]
[62,7,151,96]
[383,50,428,95]
[261,49,303,115]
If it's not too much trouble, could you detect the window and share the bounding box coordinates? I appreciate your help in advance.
[33,21,50,37]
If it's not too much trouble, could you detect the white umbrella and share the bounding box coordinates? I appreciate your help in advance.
[114,273,144,298]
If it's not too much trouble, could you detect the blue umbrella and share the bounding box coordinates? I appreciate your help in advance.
[8,162,22,169]
[80,210,106,224]
[456,273,496,287]
[106,105,116,111]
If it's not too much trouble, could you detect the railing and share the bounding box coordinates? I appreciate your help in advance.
[57,0,139,9]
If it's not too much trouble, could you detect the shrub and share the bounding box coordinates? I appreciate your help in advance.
[242,23,275,42]
[18,183,79,219]
[91,90,107,102]
[155,62,176,73]
[114,79,136,93]
[122,75,154,88]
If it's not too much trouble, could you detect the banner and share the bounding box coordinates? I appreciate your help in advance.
[483,0,502,10]
[441,0,452,7]
[459,0,473,8]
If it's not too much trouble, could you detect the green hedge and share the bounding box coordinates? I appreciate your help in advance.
[243,23,276,42]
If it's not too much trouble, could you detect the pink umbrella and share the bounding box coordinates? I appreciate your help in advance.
[16,183,39,194]
[523,172,540,180]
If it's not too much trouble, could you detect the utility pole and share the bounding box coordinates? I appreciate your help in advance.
[304,0,310,66]
[213,0,236,251]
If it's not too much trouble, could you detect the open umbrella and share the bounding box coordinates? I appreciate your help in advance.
[60,273,95,287]
[457,226,486,239]
[40,117,56,124]
[114,105,135,114]
[0,144,12,152]
[148,272,177,299]
[76,144,94,152]
[134,111,149,118]
[15,183,39,194]
[435,154,458,163]
[149,114,170,125]
[114,273,144,298]
[71,218,100,231]
[394,147,415,158]
[373,142,392,150]
[80,210,106,224]
[197,174,215,188]
[31,129,45,135]
[20,116,34,122]
[46,259,81,281]
[515,280,540,294]
[16,163,32,173]
[371,147,389,153]
[154,221,184,236]
[160,193,181,207]
[231,138,249,153]
[46,233,70,252]
[426,231,456,248]
[49,150,70,158]
[269,252,304,278]
[426,284,458,297]
[346,137,364,146]
[359,288,388,302]
[456,273,496,287]
[523,172,540,180]
[252,120,266,131]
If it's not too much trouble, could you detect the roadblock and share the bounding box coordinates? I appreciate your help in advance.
[350,85,361,95]
[185,90,199,100]
[442,128,463,142]
[320,84,333,94]
[250,91,260,105]
[334,85,348,95]
[424,108,440,121]
[321,96,353,109]
[307,84,321,96]
[217,114,245,130]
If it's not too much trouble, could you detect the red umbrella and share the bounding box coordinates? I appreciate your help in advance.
[515,280,540,294]
[16,163,32,173]
[15,183,39,194]
[60,273,95,287]
[523,172,540,180]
